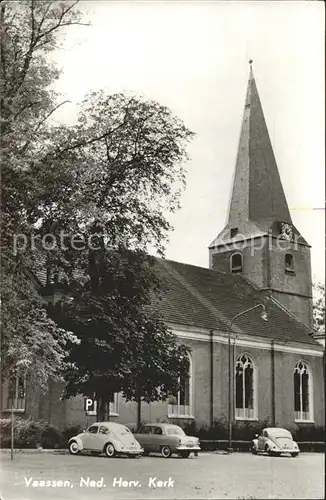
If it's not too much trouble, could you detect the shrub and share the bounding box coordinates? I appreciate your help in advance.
[291,425,325,443]
[61,424,83,446]
[0,418,84,449]
[0,417,47,448]
[41,425,63,449]
[233,419,271,441]
[183,418,270,441]
[17,420,47,448]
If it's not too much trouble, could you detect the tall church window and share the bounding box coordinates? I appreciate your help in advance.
[231,253,243,273]
[235,354,257,420]
[168,353,193,418]
[6,374,26,411]
[285,253,295,274]
[294,361,313,422]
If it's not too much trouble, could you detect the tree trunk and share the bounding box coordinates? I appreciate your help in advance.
[96,398,100,421]
[136,390,141,431]
[106,399,110,421]
[98,397,106,421]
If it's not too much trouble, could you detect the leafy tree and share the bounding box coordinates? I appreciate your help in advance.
[54,249,189,425]
[1,0,194,409]
[1,0,85,385]
[313,282,325,336]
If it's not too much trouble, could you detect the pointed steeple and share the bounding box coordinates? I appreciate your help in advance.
[227,60,292,228]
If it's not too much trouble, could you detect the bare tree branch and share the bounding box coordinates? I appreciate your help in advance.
[19,99,71,154]
[12,1,88,97]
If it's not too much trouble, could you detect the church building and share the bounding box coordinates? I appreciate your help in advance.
[2,64,324,433]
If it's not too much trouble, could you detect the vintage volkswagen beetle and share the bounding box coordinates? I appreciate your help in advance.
[68,422,143,457]
[251,427,300,457]
[134,423,200,458]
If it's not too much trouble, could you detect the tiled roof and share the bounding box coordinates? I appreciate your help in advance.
[153,258,320,347]
[33,254,320,348]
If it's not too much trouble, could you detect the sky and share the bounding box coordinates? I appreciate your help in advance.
[53,0,325,284]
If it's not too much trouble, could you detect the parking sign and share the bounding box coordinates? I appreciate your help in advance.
[84,397,95,412]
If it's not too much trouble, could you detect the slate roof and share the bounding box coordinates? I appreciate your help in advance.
[33,254,321,348]
[229,65,292,226]
[153,258,320,347]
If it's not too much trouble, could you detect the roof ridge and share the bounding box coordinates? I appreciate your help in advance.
[157,256,228,276]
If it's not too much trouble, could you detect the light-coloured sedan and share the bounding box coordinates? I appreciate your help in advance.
[251,427,300,457]
[134,423,200,458]
[68,422,143,457]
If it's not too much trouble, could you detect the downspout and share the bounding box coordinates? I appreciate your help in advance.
[271,340,276,426]
[323,350,325,419]
[210,329,214,427]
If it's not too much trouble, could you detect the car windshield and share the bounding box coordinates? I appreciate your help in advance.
[166,427,185,436]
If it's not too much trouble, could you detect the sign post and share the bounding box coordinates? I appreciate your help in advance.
[11,401,14,461]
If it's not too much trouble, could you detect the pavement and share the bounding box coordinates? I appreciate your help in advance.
[0,451,324,500]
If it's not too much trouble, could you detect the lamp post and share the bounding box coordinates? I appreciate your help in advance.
[227,303,268,453]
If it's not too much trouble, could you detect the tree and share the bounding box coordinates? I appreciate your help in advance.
[1,0,86,386]
[313,282,325,336]
[1,1,194,401]
[53,249,189,425]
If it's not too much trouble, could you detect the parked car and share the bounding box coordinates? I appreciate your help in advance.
[251,427,300,457]
[68,422,143,457]
[134,423,200,458]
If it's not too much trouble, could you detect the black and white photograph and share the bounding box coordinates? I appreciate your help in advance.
[0,1,324,499]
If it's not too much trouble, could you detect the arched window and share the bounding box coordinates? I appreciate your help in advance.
[294,361,313,421]
[230,253,243,273]
[285,253,295,274]
[168,353,193,418]
[6,374,26,411]
[235,354,257,420]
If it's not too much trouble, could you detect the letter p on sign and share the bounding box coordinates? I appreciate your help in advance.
[84,398,95,412]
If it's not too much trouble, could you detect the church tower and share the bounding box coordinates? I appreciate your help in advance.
[209,61,313,327]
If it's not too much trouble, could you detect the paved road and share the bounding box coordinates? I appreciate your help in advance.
[0,451,324,500]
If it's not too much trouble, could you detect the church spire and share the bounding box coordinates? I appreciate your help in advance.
[227,61,292,228]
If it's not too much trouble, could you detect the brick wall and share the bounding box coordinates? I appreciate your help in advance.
[2,336,323,432]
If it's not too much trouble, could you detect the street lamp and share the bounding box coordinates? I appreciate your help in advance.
[227,303,268,453]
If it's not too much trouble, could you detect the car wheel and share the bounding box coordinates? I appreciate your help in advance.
[265,445,274,456]
[179,451,191,458]
[68,441,79,455]
[161,445,172,458]
[291,452,298,457]
[104,443,116,458]
[251,445,258,455]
